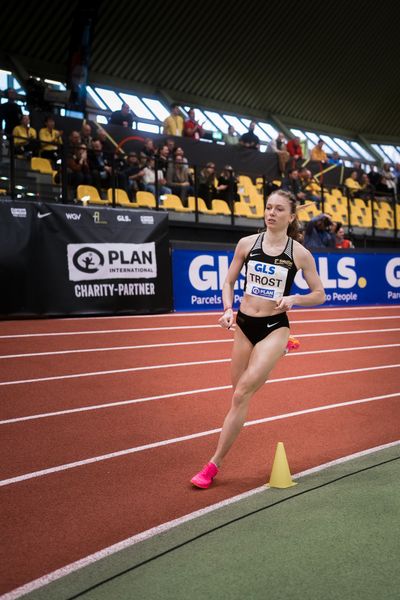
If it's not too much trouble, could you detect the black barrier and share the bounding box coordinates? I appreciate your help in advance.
[0,200,173,317]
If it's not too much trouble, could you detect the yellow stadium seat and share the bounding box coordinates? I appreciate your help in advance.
[107,188,137,208]
[77,185,109,205]
[234,202,260,218]
[136,191,156,208]
[212,199,231,215]
[31,157,55,174]
[161,194,192,212]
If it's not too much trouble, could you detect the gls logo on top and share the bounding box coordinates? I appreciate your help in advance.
[67,242,157,281]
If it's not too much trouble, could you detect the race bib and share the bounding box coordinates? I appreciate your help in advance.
[245,260,288,300]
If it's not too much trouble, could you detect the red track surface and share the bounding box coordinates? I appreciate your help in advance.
[1,306,399,596]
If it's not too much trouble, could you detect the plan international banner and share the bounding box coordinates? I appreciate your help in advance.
[0,201,172,316]
[172,247,400,311]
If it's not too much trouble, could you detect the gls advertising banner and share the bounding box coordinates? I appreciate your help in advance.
[172,248,400,311]
[0,201,172,316]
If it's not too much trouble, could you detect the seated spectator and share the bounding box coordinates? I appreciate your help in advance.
[142,157,171,198]
[224,125,239,145]
[80,122,93,149]
[0,88,22,136]
[68,130,82,152]
[360,174,375,204]
[328,151,342,165]
[88,139,113,191]
[163,104,184,136]
[109,102,134,128]
[140,137,157,162]
[183,108,203,140]
[335,222,354,249]
[298,167,322,208]
[345,170,362,196]
[239,121,260,150]
[281,169,306,204]
[121,152,144,199]
[174,147,188,165]
[393,162,400,190]
[166,155,193,206]
[165,137,177,157]
[286,136,303,168]
[381,163,396,192]
[367,166,381,188]
[198,162,217,209]
[67,143,92,191]
[304,213,335,250]
[216,165,239,205]
[266,132,290,175]
[12,114,37,157]
[39,115,63,166]
[375,175,394,197]
[95,127,115,156]
[155,144,171,176]
[310,139,328,164]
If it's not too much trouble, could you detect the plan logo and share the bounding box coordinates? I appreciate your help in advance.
[67,242,157,281]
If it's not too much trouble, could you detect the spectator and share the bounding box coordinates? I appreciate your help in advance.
[345,170,362,192]
[174,146,188,165]
[381,163,396,193]
[140,137,157,162]
[88,139,113,191]
[310,139,328,163]
[12,114,37,157]
[80,122,93,149]
[328,151,342,165]
[266,132,290,175]
[142,157,171,198]
[165,137,177,157]
[121,152,144,199]
[198,162,217,209]
[367,166,381,188]
[298,167,322,208]
[166,154,193,206]
[109,102,134,128]
[360,174,375,204]
[216,165,239,205]
[95,128,115,156]
[286,136,303,166]
[224,125,239,145]
[39,115,63,166]
[393,163,400,193]
[0,88,22,135]
[67,143,91,191]
[281,169,306,204]
[335,222,354,249]
[163,104,184,136]
[155,145,171,179]
[68,130,82,151]
[239,121,260,150]
[183,108,203,140]
[304,213,335,250]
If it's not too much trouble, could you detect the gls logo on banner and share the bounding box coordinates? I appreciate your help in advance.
[67,243,157,281]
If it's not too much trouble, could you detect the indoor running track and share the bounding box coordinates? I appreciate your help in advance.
[0,305,399,597]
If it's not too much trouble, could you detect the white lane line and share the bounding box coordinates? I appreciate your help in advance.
[1,345,398,387]
[1,315,399,339]
[1,330,399,360]
[0,392,399,489]
[1,363,399,424]
[3,439,398,600]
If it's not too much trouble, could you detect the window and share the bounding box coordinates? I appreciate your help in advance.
[94,88,122,112]
[87,86,108,110]
[142,98,170,121]
[380,144,400,163]
[258,122,278,140]
[371,144,389,161]
[349,142,375,162]
[137,122,160,134]
[333,138,355,157]
[204,110,230,132]
[119,93,155,119]
[223,115,247,135]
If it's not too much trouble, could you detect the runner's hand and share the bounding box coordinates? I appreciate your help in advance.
[274,295,296,312]
[219,308,234,329]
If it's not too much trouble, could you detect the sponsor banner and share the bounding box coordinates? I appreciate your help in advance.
[0,201,172,316]
[172,248,400,311]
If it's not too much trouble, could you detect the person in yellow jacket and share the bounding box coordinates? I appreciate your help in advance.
[310,139,328,163]
[163,103,184,136]
[12,114,37,157]
[39,115,63,165]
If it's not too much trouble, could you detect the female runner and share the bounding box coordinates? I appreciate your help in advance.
[191,190,326,488]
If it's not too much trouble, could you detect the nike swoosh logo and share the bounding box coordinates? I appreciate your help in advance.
[267,322,279,328]
[249,252,258,257]
[37,212,52,219]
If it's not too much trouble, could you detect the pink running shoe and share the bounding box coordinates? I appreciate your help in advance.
[191,462,218,489]
[284,336,300,355]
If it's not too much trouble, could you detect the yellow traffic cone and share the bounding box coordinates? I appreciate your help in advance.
[267,442,297,488]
